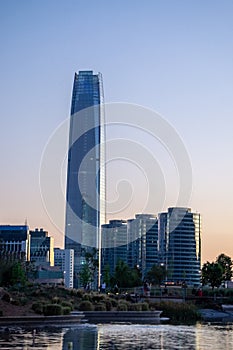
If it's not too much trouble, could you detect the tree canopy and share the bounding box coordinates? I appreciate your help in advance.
[201,253,233,289]
[145,264,166,286]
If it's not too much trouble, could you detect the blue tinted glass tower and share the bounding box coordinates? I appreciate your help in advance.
[158,207,201,286]
[65,71,106,288]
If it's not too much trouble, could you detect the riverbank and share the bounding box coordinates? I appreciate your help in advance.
[0,313,85,326]
[200,307,233,322]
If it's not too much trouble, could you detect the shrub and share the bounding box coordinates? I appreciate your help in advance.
[92,294,106,303]
[43,304,63,316]
[128,303,142,311]
[224,296,233,304]
[117,301,128,311]
[82,294,91,301]
[19,297,28,306]
[10,299,20,306]
[61,301,73,310]
[1,292,11,303]
[62,306,71,315]
[78,301,94,311]
[108,298,118,307]
[74,289,84,298]
[156,301,200,323]
[105,299,112,311]
[32,302,44,314]
[51,296,60,304]
[95,303,107,311]
[141,302,149,311]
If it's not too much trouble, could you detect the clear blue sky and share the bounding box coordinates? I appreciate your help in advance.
[0,0,233,262]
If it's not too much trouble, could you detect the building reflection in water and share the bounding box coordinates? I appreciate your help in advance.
[62,325,98,350]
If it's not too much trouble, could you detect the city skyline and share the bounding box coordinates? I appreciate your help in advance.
[0,1,233,263]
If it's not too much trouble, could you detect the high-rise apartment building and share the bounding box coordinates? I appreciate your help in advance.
[101,220,128,276]
[54,248,74,288]
[158,207,201,286]
[65,71,106,288]
[101,215,158,279]
[127,214,158,278]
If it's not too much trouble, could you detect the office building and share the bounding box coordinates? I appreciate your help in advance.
[127,214,158,278]
[0,225,30,261]
[101,220,128,276]
[54,248,74,288]
[29,228,54,267]
[65,71,106,288]
[158,207,201,286]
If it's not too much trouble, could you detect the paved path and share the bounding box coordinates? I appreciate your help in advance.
[199,308,233,322]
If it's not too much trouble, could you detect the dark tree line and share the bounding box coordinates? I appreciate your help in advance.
[201,253,233,289]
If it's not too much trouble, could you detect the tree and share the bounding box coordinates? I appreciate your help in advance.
[201,262,223,289]
[130,265,142,287]
[216,253,233,281]
[112,260,142,289]
[114,260,130,288]
[10,262,26,286]
[0,261,26,287]
[146,264,167,286]
[79,248,98,289]
[79,263,92,289]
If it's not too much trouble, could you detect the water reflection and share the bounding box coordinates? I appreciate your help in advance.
[0,323,232,350]
[63,325,97,350]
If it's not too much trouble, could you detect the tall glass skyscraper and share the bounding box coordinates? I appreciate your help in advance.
[65,71,106,288]
[158,207,201,286]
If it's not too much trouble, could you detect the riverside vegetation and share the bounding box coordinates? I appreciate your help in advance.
[0,253,232,323]
[0,284,201,323]
[1,284,233,323]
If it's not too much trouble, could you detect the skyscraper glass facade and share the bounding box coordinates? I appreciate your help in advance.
[158,207,201,286]
[101,220,128,276]
[65,71,106,288]
[127,214,158,278]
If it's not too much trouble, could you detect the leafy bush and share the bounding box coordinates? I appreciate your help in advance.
[32,302,44,314]
[82,294,91,301]
[62,306,71,315]
[150,301,200,323]
[92,294,106,303]
[105,299,112,311]
[128,303,142,311]
[19,297,28,306]
[43,304,63,316]
[95,303,107,311]
[117,301,128,311]
[1,292,11,302]
[61,301,73,310]
[108,297,118,307]
[78,301,94,311]
[10,299,20,306]
[51,296,60,304]
[141,302,149,311]
[225,290,233,297]
[72,289,84,298]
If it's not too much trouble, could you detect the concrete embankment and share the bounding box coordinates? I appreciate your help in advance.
[0,313,84,326]
[200,307,233,322]
[82,311,163,324]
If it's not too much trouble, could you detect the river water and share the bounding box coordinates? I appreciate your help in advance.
[0,323,233,349]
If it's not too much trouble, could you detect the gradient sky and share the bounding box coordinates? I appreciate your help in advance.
[0,0,233,263]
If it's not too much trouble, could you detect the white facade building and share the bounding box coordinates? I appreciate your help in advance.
[54,248,74,288]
